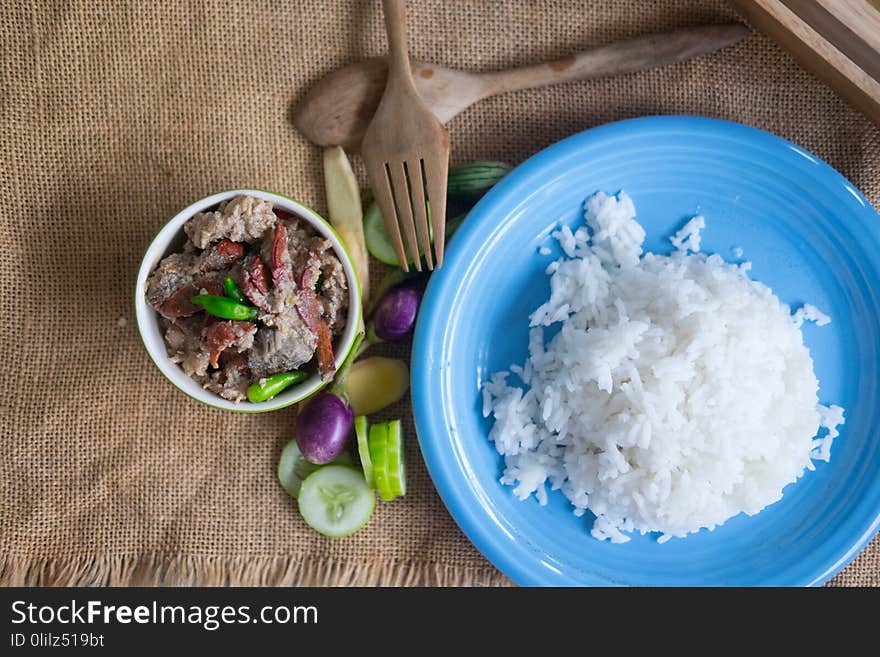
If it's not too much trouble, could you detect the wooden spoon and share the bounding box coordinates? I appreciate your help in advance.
[294,23,749,152]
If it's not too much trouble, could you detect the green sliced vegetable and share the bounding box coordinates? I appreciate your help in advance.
[247,371,309,403]
[386,419,406,497]
[190,294,258,321]
[364,202,466,268]
[224,276,248,304]
[355,416,374,488]
[324,146,369,303]
[447,161,512,198]
[364,201,401,266]
[368,423,395,502]
[297,465,375,537]
[277,440,353,498]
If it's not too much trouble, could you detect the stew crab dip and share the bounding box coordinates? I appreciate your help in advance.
[145,195,349,402]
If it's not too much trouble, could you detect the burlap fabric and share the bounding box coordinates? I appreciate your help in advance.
[1,0,877,587]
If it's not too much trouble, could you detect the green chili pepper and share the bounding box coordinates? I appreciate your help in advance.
[224,277,248,304]
[247,371,309,403]
[190,294,258,321]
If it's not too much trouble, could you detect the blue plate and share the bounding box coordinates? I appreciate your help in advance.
[412,116,880,586]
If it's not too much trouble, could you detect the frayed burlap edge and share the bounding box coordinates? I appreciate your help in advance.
[0,555,512,587]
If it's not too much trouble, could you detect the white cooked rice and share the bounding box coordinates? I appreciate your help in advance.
[482,191,844,543]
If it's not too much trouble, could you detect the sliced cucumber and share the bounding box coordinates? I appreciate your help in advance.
[386,419,406,497]
[364,202,401,266]
[364,202,467,269]
[277,440,352,499]
[368,423,395,502]
[297,465,375,538]
[355,416,374,488]
[367,420,406,501]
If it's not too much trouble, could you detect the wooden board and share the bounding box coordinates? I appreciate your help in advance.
[731,0,880,123]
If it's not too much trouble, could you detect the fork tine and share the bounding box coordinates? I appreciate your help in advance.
[406,159,433,270]
[423,156,449,267]
[368,163,409,272]
[388,160,422,271]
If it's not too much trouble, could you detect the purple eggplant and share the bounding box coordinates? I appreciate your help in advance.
[368,286,422,342]
[295,393,354,464]
[295,332,364,464]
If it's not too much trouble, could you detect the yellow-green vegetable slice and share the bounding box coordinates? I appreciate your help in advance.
[324,146,369,302]
[348,357,410,416]
[355,416,374,488]
[368,423,395,502]
[297,465,375,538]
[386,419,406,497]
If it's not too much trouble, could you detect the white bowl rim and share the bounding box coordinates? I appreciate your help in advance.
[134,189,362,413]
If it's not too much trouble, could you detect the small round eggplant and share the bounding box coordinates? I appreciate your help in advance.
[370,286,422,342]
[295,392,354,465]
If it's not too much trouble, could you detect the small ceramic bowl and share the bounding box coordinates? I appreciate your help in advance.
[135,189,362,412]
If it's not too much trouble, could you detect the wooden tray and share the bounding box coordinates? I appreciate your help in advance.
[731,0,880,123]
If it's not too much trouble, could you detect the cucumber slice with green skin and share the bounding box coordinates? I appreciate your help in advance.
[364,202,401,266]
[297,465,375,538]
[368,423,395,502]
[386,419,406,497]
[354,416,374,488]
[277,440,353,499]
[364,202,466,268]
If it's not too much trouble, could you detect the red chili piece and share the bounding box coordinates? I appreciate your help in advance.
[300,249,322,291]
[314,318,336,382]
[159,278,224,319]
[270,224,291,289]
[201,239,245,272]
[240,255,270,311]
[296,286,336,381]
[204,320,256,369]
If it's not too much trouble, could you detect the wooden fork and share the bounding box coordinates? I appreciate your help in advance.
[361,0,449,272]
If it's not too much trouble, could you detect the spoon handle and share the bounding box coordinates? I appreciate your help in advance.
[477,24,749,97]
[383,0,413,81]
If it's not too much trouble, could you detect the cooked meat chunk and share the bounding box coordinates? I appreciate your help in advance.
[163,316,212,377]
[294,252,338,381]
[204,320,257,368]
[157,277,224,319]
[287,222,323,280]
[248,310,316,379]
[146,250,227,320]
[184,195,277,249]
[317,249,348,334]
[199,239,245,272]
[204,353,251,402]
[284,222,349,334]
[146,252,198,308]
[164,317,256,378]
